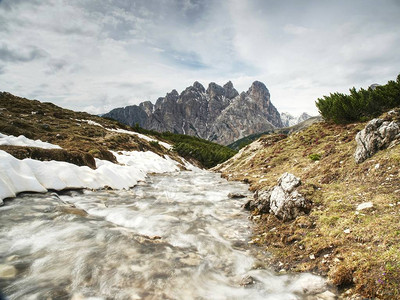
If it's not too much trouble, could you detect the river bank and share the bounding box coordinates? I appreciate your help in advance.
[214,113,400,299]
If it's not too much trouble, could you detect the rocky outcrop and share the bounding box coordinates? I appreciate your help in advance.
[354,117,400,163]
[244,173,311,221]
[103,81,282,145]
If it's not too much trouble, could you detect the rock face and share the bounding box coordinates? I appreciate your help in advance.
[103,81,282,145]
[244,173,310,221]
[354,118,400,163]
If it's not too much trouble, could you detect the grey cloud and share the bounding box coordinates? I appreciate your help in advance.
[0,44,47,63]
[46,59,68,75]
[0,0,42,11]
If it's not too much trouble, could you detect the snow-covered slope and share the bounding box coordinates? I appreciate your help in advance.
[280,112,312,127]
[0,134,189,204]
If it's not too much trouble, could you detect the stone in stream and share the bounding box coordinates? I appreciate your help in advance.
[228,192,246,199]
[0,264,17,279]
[57,205,88,217]
[239,275,256,286]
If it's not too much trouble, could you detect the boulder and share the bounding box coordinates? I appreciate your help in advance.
[354,118,400,163]
[244,173,310,221]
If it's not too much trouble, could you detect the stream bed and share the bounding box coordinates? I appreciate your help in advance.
[0,169,332,299]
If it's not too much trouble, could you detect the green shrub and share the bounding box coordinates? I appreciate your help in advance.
[128,126,237,168]
[308,153,321,161]
[316,74,400,124]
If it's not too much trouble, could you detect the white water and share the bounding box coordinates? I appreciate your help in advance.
[0,169,330,299]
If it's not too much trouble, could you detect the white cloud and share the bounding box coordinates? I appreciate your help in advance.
[0,0,399,116]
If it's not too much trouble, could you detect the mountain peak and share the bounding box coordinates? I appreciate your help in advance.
[207,82,225,98]
[222,81,239,99]
[193,81,205,93]
[250,81,269,93]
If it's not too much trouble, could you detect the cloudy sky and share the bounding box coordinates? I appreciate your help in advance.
[1,0,399,115]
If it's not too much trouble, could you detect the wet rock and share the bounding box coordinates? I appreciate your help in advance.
[354,118,400,163]
[315,290,337,300]
[57,205,88,217]
[180,253,201,266]
[228,192,246,199]
[0,264,17,279]
[239,275,255,286]
[289,273,327,294]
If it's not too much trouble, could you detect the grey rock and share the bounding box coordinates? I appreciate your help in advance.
[270,173,309,220]
[228,192,246,199]
[103,80,283,145]
[354,118,400,163]
[244,173,310,221]
[103,105,149,127]
[239,275,256,286]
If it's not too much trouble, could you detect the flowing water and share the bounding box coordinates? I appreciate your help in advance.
[0,169,331,300]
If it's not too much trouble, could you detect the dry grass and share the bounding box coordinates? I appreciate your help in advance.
[216,116,400,299]
[0,92,176,164]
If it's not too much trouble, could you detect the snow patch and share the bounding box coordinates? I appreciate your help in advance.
[108,128,172,150]
[0,149,185,203]
[0,133,61,149]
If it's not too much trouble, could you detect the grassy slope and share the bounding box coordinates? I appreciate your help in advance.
[228,116,322,151]
[215,110,400,299]
[0,92,185,165]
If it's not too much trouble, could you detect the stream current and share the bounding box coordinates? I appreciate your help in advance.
[0,169,330,299]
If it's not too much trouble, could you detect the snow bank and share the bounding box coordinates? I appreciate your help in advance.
[108,128,172,150]
[77,119,172,150]
[0,133,61,149]
[0,150,182,204]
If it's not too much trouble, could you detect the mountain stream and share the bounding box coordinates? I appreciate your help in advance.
[0,169,332,299]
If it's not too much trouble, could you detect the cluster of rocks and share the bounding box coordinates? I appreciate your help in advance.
[103,81,282,145]
[244,173,311,221]
[354,115,400,163]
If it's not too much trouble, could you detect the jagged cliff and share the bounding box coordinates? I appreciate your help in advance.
[104,81,282,145]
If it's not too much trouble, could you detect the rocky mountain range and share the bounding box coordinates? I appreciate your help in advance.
[104,81,284,145]
[280,112,312,127]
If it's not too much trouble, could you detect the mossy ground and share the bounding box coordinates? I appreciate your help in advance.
[215,114,400,299]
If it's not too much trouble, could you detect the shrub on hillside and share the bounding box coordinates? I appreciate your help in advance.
[131,125,237,168]
[316,74,400,124]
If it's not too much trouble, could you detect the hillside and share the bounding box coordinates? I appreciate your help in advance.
[0,92,235,169]
[214,109,400,298]
[228,116,322,151]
